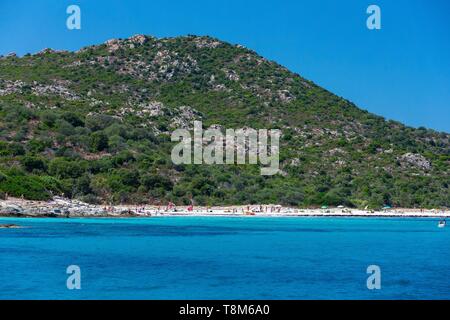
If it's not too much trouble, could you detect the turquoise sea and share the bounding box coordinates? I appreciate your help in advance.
[0,217,449,299]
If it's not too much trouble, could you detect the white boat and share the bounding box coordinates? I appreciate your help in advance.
[438,220,446,228]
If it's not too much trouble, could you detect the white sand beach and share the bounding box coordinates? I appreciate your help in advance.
[0,196,449,218]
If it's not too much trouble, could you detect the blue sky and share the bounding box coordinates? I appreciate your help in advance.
[0,0,449,132]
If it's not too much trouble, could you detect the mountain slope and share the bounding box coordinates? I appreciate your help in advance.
[0,35,449,208]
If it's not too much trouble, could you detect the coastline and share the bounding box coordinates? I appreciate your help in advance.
[0,196,448,219]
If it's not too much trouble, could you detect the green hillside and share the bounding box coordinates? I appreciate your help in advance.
[0,35,449,208]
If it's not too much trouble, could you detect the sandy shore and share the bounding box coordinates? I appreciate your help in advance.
[0,196,448,218]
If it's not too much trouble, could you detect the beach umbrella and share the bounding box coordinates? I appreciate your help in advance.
[321,205,328,209]
[382,205,392,210]
[337,205,344,208]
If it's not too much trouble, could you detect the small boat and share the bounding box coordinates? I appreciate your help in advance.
[438,220,446,228]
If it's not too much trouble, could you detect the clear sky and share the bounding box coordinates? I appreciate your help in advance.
[0,0,449,132]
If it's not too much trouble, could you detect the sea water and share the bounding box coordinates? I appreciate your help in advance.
[0,217,449,299]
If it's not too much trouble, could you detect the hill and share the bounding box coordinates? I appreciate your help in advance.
[0,35,449,208]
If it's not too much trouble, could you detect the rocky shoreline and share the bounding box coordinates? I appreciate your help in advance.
[0,197,103,217]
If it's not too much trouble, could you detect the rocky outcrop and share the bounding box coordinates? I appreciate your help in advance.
[399,153,431,170]
[170,106,202,129]
[194,37,221,49]
[0,197,109,217]
[0,224,22,229]
[0,80,26,96]
[0,79,79,100]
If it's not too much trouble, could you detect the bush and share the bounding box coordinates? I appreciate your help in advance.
[40,111,58,128]
[79,194,102,204]
[0,174,52,200]
[39,175,67,196]
[48,158,85,179]
[21,156,47,172]
[28,139,52,153]
[116,169,140,188]
[85,113,120,131]
[89,132,109,152]
[62,112,84,127]
[0,142,25,156]
[56,119,76,136]
[141,174,173,191]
